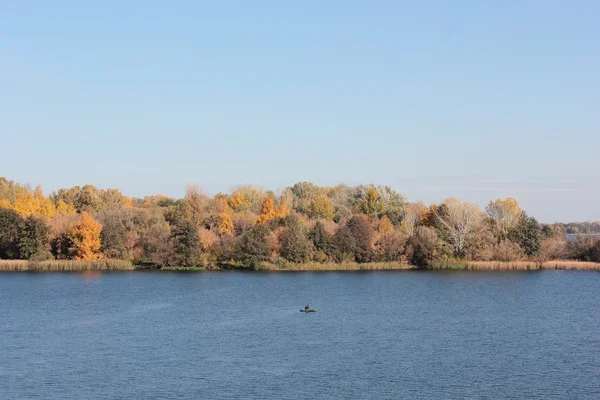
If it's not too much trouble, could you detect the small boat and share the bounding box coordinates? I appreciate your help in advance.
[300,308,316,313]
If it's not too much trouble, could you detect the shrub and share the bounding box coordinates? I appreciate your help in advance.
[492,240,524,262]
[407,226,439,267]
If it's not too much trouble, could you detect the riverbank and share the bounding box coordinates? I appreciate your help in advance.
[1,259,600,272]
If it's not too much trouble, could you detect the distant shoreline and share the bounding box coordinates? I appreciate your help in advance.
[1,259,600,272]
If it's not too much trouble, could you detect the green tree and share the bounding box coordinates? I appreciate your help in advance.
[171,220,203,266]
[97,208,137,261]
[0,208,24,259]
[508,212,542,257]
[236,224,272,268]
[18,215,51,260]
[358,186,384,217]
[309,221,332,256]
[279,217,312,263]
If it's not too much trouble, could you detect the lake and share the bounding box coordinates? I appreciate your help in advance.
[1,271,599,399]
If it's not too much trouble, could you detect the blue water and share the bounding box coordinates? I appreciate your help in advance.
[1,271,599,399]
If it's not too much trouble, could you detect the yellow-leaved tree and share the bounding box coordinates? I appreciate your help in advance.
[378,215,394,234]
[12,190,37,216]
[257,197,277,223]
[68,212,103,260]
[307,195,335,220]
[214,212,234,235]
[276,200,290,219]
[55,199,77,216]
[34,186,56,217]
[486,197,522,239]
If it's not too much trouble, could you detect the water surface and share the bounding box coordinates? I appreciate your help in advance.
[1,271,599,399]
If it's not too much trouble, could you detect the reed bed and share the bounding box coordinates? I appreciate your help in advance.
[465,261,600,271]
[160,266,206,271]
[541,260,600,270]
[465,261,540,271]
[260,261,414,271]
[0,259,134,271]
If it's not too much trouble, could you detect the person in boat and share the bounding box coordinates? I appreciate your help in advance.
[305,305,310,310]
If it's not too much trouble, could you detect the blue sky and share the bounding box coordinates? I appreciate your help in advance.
[1,1,599,222]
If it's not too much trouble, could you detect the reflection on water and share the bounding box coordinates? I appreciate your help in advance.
[1,271,599,399]
[80,270,103,285]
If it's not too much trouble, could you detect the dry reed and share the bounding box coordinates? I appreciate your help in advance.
[541,260,600,270]
[466,261,540,271]
[466,260,600,271]
[0,259,134,271]
[260,262,414,271]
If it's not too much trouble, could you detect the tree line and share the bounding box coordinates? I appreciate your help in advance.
[1,176,599,268]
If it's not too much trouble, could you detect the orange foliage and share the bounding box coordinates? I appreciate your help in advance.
[68,212,103,260]
[228,192,250,211]
[55,199,77,216]
[215,212,234,235]
[12,191,37,216]
[257,197,277,223]
[378,216,394,234]
[214,196,232,214]
[276,200,290,218]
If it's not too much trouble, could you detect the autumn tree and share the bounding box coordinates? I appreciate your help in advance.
[184,185,207,227]
[375,231,407,262]
[290,181,322,214]
[67,212,103,260]
[492,240,524,262]
[257,197,277,223]
[357,186,384,217]
[12,190,38,216]
[306,195,335,220]
[400,202,428,236]
[486,197,522,239]
[435,197,484,257]
[100,188,126,209]
[138,218,175,266]
[331,226,357,262]
[276,200,290,219]
[53,184,103,213]
[347,215,375,262]
[407,226,439,267]
[377,186,407,225]
[214,213,234,235]
[55,199,77,216]
[377,215,394,234]
[228,186,265,213]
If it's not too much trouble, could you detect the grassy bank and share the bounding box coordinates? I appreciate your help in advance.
[0,259,134,271]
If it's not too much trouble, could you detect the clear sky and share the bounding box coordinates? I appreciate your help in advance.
[1,1,599,222]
